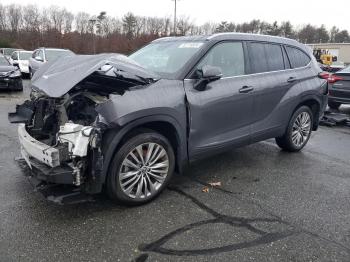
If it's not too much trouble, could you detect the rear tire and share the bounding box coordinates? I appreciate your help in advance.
[328,101,341,110]
[275,106,313,152]
[106,130,175,205]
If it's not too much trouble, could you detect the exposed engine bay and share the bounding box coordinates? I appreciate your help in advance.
[8,54,158,202]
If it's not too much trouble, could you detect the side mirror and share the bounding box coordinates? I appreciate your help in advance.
[35,56,43,62]
[194,65,222,91]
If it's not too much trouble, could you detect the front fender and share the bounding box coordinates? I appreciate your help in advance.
[96,79,188,186]
[100,114,188,186]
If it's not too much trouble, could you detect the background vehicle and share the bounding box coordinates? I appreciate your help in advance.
[9,50,33,76]
[324,61,346,73]
[0,55,23,91]
[29,48,75,77]
[327,65,350,109]
[9,33,327,205]
[0,48,23,60]
[313,48,337,66]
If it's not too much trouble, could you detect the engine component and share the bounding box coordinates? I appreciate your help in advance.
[58,123,93,157]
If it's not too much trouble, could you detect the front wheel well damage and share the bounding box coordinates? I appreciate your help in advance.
[121,121,180,172]
[103,121,182,187]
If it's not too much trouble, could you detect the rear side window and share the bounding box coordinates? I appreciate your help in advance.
[285,46,311,68]
[248,43,285,73]
[196,42,245,77]
[248,43,268,73]
[265,44,284,71]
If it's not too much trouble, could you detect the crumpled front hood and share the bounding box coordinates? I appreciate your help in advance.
[31,53,159,98]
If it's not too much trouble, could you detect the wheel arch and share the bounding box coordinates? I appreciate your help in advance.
[295,96,322,131]
[100,115,188,187]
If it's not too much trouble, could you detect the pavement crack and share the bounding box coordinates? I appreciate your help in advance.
[182,174,350,255]
[136,186,296,259]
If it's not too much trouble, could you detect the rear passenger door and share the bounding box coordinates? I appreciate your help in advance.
[247,42,295,141]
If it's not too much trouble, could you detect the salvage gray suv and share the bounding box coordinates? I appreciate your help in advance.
[9,33,327,204]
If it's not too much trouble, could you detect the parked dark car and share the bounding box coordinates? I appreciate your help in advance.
[323,61,346,73]
[0,55,23,91]
[9,33,327,204]
[328,65,350,109]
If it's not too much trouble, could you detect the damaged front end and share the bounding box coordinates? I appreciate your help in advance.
[8,54,158,204]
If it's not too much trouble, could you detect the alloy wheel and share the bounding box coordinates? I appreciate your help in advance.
[291,112,311,147]
[118,142,169,199]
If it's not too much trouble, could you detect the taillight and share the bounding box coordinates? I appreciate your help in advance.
[328,75,343,84]
[318,72,329,80]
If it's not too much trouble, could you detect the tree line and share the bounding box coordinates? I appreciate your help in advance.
[0,4,349,55]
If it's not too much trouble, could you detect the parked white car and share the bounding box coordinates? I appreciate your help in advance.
[0,48,23,60]
[9,50,33,75]
[29,48,74,77]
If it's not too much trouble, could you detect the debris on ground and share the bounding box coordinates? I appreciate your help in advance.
[202,181,222,192]
[202,186,209,193]
[320,111,350,127]
[208,181,222,187]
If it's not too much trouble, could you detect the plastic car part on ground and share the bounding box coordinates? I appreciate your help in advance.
[320,110,350,127]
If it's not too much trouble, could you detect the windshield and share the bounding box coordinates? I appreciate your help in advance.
[19,51,32,60]
[129,41,204,77]
[0,56,9,65]
[45,50,74,61]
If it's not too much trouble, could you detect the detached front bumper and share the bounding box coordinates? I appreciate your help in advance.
[18,124,75,184]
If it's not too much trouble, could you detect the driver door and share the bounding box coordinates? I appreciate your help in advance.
[184,41,254,161]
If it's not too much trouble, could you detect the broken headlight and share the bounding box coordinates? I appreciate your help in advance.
[9,69,21,78]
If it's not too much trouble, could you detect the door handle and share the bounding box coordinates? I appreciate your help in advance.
[287,76,297,83]
[239,85,254,93]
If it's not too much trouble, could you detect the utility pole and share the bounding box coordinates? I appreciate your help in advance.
[88,18,97,54]
[172,0,179,36]
[89,11,106,54]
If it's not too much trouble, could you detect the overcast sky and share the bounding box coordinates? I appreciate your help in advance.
[2,0,350,31]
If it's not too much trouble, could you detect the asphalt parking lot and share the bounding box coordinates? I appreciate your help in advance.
[0,80,350,262]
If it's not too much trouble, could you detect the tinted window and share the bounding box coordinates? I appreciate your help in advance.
[249,43,285,73]
[197,42,245,77]
[249,43,268,73]
[285,46,310,68]
[265,44,284,71]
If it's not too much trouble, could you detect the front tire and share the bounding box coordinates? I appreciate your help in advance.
[275,106,313,152]
[106,131,175,205]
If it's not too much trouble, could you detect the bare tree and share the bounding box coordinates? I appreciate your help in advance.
[22,5,41,32]
[63,9,74,33]
[1,3,350,55]
[7,4,22,33]
[75,12,90,34]
[176,16,193,35]
[0,4,7,31]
